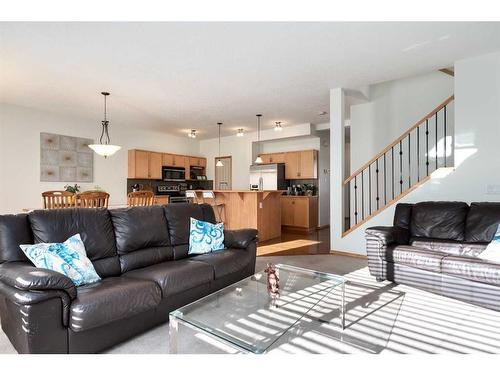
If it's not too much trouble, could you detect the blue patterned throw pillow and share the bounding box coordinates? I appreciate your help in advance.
[20,234,101,286]
[188,217,225,255]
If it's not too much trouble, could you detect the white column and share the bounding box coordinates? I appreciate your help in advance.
[330,88,345,251]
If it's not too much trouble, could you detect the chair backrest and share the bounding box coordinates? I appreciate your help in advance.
[202,191,215,199]
[42,190,75,209]
[185,190,199,203]
[76,191,110,208]
[127,191,154,207]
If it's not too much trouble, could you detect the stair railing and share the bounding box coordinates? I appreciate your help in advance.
[342,95,455,236]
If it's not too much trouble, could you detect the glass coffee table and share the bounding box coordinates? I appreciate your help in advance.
[169,264,346,354]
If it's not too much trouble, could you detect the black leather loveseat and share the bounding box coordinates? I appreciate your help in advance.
[0,203,257,353]
[366,201,500,311]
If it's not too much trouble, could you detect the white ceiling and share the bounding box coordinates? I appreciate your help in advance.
[1,22,500,139]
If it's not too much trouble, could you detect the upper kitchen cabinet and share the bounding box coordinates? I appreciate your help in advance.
[162,153,187,168]
[284,150,318,179]
[128,150,162,179]
[259,153,285,164]
[189,157,207,168]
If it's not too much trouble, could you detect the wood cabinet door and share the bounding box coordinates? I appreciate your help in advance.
[259,154,271,164]
[149,152,163,179]
[174,155,186,167]
[281,198,295,226]
[270,153,285,164]
[189,157,200,166]
[293,198,309,228]
[153,196,169,205]
[284,152,300,179]
[299,150,317,179]
[199,158,207,168]
[134,150,150,179]
[162,153,174,166]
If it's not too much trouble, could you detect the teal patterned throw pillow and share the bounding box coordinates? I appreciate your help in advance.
[20,234,101,286]
[188,217,225,255]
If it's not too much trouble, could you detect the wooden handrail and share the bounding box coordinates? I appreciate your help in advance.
[343,95,454,185]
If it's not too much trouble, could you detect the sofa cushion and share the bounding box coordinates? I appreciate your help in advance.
[410,239,486,257]
[442,256,500,286]
[163,203,216,259]
[465,202,500,243]
[0,214,32,263]
[393,203,413,230]
[69,277,161,332]
[410,201,469,241]
[29,208,120,278]
[190,248,253,279]
[385,245,447,272]
[123,259,214,298]
[110,206,173,272]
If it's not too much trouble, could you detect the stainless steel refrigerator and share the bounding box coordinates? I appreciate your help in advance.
[249,163,286,190]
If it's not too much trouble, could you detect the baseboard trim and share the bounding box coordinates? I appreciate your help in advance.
[316,224,330,230]
[281,226,316,234]
[330,250,368,259]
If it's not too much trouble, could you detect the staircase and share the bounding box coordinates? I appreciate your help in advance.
[342,95,455,236]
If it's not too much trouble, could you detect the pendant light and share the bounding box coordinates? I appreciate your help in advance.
[254,114,263,164]
[216,122,224,167]
[88,92,121,158]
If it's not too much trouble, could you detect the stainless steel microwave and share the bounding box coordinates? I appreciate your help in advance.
[162,167,186,181]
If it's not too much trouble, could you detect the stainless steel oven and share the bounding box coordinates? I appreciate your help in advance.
[162,167,186,181]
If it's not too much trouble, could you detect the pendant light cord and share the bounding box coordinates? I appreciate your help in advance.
[217,122,222,158]
[100,92,111,145]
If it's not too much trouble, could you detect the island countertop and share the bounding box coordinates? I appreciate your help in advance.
[194,190,283,241]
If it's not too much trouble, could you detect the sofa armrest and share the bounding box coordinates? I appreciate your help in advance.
[365,226,409,246]
[224,229,258,249]
[0,262,77,300]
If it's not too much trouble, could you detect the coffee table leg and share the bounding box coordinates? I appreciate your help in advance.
[169,316,179,354]
[341,282,346,330]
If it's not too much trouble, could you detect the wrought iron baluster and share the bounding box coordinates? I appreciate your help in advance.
[376,159,379,210]
[435,112,438,170]
[391,147,395,199]
[444,105,447,167]
[383,153,387,205]
[354,176,358,225]
[408,133,411,188]
[417,126,420,182]
[399,140,403,195]
[426,119,429,176]
[368,164,372,215]
[361,171,365,220]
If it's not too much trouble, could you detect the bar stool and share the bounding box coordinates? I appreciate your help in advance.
[185,190,200,204]
[202,191,225,223]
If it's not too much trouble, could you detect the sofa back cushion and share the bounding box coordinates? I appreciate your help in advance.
[393,203,413,229]
[465,202,500,243]
[110,206,173,272]
[410,201,469,241]
[0,214,32,263]
[163,203,216,260]
[28,208,120,278]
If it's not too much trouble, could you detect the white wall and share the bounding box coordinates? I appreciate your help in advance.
[350,71,454,173]
[0,103,200,214]
[332,52,500,254]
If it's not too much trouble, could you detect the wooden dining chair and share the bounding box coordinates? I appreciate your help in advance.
[127,191,154,207]
[42,190,76,209]
[76,191,110,208]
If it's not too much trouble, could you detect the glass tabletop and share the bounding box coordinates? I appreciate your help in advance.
[170,264,345,353]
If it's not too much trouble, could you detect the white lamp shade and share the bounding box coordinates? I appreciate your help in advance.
[88,144,121,157]
[216,159,224,167]
[254,156,263,164]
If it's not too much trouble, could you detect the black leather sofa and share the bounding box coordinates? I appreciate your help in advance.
[0,203,257,353]
[366,201,500,311]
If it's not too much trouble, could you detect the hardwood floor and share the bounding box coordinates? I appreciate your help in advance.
[257,227,331,256]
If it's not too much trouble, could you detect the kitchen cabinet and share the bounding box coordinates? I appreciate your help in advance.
[128,150,162,179]
[153,196,169,205]
[281,196,318,231]
[285,150,318,179]
[162,153,186,168]
[284,152,300,179]
[162,153,174,166]
[259,153,285,164]
[189,157,206,168]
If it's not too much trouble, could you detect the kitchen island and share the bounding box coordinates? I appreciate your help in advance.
[196,190,284,241]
